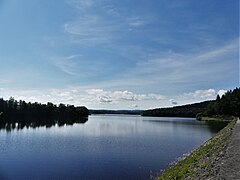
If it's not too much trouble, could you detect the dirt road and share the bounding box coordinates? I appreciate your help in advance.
[218,118,240,179]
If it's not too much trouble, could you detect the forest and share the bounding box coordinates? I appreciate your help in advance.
[141,101,212,117]
[0,97,89,129]
[142,87,240,119]
[197,87,240,119]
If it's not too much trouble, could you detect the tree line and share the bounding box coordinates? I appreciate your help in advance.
[0,97,89,126]
[142,87,240,119]
[197,87,240,119]
[141,101,212,118]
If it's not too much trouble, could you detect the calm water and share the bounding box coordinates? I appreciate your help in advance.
[0,115,227,179]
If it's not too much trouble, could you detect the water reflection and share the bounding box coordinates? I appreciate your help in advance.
[82,115,147,137]
[0,115,228,180]
[0,117,88,131]
[142,117,229,133]
[205,120,229,133]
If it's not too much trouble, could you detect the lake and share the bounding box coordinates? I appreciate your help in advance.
[0,115,227,179]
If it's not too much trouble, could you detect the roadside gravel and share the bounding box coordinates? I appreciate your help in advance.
[218,118,240,179]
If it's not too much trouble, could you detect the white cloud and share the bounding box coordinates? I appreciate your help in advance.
[195,40,238,62]
[52,54,112,78]
[64,1,150,46]
[217,90,227,98]
[181,89,217,99]
[126,17,147,28]
[115,90,146,101]
[131,104,139,108]
[28,97,37,101]
[64,15,119,44]
[86,89,157,103]
[53,55,80,76]
[152,88,227,108]
[0,88,85,106]
[99,95,112,103]
[122,39,239,90]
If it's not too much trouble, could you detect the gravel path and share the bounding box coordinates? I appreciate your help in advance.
[218,118,240,179]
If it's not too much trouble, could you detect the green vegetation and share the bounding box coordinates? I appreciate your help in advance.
[197,87,240,120]
[196,115,234,121]
[199,116,224,121]
[142,101,212,117]
[158,120,236,179]
[0,97,89,127]
[142,87,240,120]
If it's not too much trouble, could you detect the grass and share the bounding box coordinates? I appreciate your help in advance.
[158,120,236,180]
[198,116,235,122]
[200,116,221,121]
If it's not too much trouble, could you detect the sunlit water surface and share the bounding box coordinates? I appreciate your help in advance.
[0,115,227,179]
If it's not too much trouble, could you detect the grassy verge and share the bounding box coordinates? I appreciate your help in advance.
[197,115,235,121]
[200,117,222,121]
[158,120,236,180]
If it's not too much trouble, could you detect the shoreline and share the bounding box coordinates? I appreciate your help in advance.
[197,115,235,122]
[157,119,236,179]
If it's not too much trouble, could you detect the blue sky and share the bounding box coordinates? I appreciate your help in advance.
[0,0,239,109]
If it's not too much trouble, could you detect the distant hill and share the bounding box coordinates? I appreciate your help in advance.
[141,101,213,118]
[90,109,143,115]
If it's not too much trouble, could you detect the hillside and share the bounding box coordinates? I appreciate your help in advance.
[141,101,213,118]
[199,87,240,118]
